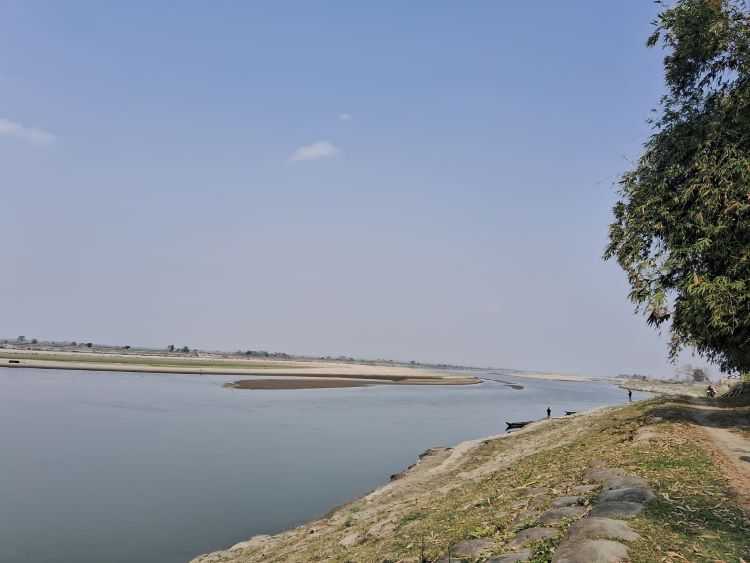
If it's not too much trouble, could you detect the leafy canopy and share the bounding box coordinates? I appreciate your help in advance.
[605,0,750,373]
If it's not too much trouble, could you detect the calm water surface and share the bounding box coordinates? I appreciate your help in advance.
[0,367,650,563]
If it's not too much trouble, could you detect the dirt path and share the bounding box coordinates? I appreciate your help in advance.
[686,398,750,511]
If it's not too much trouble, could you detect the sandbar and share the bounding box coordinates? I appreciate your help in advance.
[0,349,481,386]
[228,379,374,390]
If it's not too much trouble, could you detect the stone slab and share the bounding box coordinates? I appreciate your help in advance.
[601,475,649,491]
[487,549,532,563]
[551,496,585,508]
[571,484,599,495]
[511,527,558,547]
[589,501,645,519]
[552,539,629,563]
[599,487,655,504]
[537,505,588,524]
[566,517,641,541]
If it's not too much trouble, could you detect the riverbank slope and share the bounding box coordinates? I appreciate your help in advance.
[617,377,731,396]
[192,394,750,562]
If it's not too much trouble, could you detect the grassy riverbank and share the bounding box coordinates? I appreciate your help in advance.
[617,378,720,397]
[193,394,750,562]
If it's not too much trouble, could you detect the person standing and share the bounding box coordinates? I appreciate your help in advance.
[546,406,551,418]
[628,389,632,402]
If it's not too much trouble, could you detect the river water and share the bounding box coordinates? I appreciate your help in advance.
[0,367,649,563]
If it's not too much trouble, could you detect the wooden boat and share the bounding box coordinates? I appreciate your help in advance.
[565,411,577,416]
[506,421,533,429]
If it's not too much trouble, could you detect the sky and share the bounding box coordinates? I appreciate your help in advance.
[0,1,713,377]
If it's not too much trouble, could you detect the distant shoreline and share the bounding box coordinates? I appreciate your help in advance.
[616,377,724,397]
[0,347,623,386]
[488,369,603,383]
[0,349,481,387]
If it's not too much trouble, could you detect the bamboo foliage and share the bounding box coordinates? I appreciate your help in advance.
[606,0,750,372]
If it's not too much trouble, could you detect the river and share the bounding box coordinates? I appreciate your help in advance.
[0,367,649,563]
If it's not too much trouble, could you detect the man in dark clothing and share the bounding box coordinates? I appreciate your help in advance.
[628,389,632,402]
[546,406,551,418]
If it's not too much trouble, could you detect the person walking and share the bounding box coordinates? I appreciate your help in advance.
[546,406,551,418]
[628,389,632,402]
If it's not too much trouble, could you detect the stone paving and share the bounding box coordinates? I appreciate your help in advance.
[552,539,629,563]
[509,527,558,547]
[441,459,655,562]
[565,517,641,542]
[537,505,589,525]
[449,538,498,557]
[588,500,644,519]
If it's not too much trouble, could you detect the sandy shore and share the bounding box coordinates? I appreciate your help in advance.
[0,350,480,386]
[616,378,725,396]
[489,369,601,382]
[228,379,374,390]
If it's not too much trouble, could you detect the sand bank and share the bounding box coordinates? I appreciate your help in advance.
[490,369,600,382]
[0,350,480,386]
[228,379,373,390]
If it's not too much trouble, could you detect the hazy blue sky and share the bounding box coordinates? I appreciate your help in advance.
[0,1,710,377]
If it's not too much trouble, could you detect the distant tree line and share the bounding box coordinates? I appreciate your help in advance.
[2,335,470,372]
[677,364,711,383]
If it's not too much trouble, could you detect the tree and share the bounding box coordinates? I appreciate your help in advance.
[605,0,750,373]
[677,363,711,382]
[85,342,92,348]
[167,344,175,352]
[180,346,189,353]
[30,338,38,344]
[17,336,25,343]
